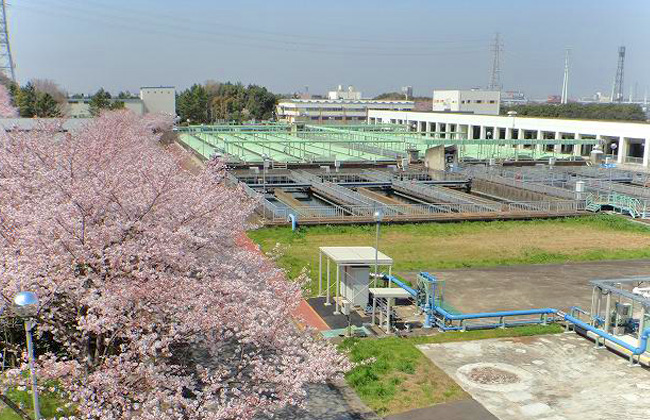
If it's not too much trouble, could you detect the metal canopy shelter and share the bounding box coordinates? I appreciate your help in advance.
[318,246,393,316]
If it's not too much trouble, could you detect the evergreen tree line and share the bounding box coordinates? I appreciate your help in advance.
[87,88,126,116]
[0,73,131,118]
[8,81,62,118]
[501,103,647,122]
[176,81,277,124]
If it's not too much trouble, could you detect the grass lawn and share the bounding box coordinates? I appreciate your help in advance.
[0,386,72,420]
[248,215,650,294]
[338,324,564,417]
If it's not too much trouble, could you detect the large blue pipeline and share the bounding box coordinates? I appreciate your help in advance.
[383,273,650,362]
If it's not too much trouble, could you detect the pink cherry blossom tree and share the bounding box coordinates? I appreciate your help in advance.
[0,110,347,419]
[0,84,18,117]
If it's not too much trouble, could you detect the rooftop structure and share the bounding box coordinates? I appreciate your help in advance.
[328,85,362,100]
[432,89,501,115]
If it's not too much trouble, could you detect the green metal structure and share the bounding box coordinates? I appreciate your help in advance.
[175,123,599,163]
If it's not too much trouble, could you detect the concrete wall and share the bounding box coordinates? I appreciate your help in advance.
[472,179,559,202]
[424,145,445,170]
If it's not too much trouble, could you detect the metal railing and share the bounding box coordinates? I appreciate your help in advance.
[393,180,501,212]
[257,200,585,223]
[466,169,577,200]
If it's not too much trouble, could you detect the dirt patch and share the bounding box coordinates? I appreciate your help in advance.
[467,367,519,385]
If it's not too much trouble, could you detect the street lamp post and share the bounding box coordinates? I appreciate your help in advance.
[373,209,384,287]
[13,292,41,420]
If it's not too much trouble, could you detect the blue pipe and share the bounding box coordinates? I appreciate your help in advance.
[384,275,418,297]
[288,213,297,231]
[390,272,650,358]
[434,305,557,321]
[564,314,650,356]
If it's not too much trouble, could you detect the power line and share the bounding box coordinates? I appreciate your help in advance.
[15,1,486,57]
[23,0,486,50]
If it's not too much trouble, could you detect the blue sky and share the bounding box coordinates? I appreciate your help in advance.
[9,0,650,99]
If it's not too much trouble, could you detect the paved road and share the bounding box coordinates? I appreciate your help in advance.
[400,259,650,313]
[386,399,498,420]
[271,382,379,420]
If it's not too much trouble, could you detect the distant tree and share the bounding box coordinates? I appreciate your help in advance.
[501,103,647,122]
[89,88,112,116]
[34,92,62,117]
[176,81,277,124]
[117,90,138,99]
[31,78,68,115]
[15,82,38,117]
[89,88,123,116]
[176,84,209,123]
[374,92,428,101]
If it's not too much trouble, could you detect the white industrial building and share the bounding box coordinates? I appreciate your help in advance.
[368,110,650,167]
[327,85,363,100]
[67,86,176,118]
[276,98,414,124]
[432,89,501,115]
[277,85,413,124]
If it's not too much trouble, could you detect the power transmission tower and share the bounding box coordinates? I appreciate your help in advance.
[610,46,625,103]
[0,0,15,82]
[488,32,503,91]
[560,48,570,104]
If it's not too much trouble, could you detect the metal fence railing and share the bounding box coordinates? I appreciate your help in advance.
[256,199,586,223]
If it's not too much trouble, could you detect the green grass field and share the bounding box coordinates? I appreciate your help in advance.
[0,385,72,420]
[339,324,564,416]
[249,215,650,294]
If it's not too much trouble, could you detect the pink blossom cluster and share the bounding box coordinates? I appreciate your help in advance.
[0,84,18,118]
[0,111,348,419]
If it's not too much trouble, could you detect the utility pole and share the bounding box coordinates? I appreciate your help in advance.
[610,46,625,103]
[0,0,16,82]
[561,48,570,104]
[488,32,503,92]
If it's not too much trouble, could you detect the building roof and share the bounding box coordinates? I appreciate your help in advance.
[0,118,88,132]
[280,99,414,105]
[320,246,393,265]
[140,86,175,89]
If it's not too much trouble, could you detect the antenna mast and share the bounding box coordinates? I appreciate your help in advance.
[488,32,503,91]
[0,0,16,82]
[560,48,570,104]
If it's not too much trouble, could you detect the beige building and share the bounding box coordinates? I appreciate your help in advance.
[432,89,501,115]
[140,86,176,115]
[276,98,414,124]
[67,86,175,118]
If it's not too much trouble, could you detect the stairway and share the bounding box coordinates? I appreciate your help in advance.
[585,203,601,213]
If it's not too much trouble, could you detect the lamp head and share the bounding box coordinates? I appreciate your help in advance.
[373,209,384,222]
[13,291,39,318]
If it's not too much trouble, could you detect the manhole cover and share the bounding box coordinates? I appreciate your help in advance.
[467,366,520,385]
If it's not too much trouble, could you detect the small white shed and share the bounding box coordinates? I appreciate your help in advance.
[319,246,393,315]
